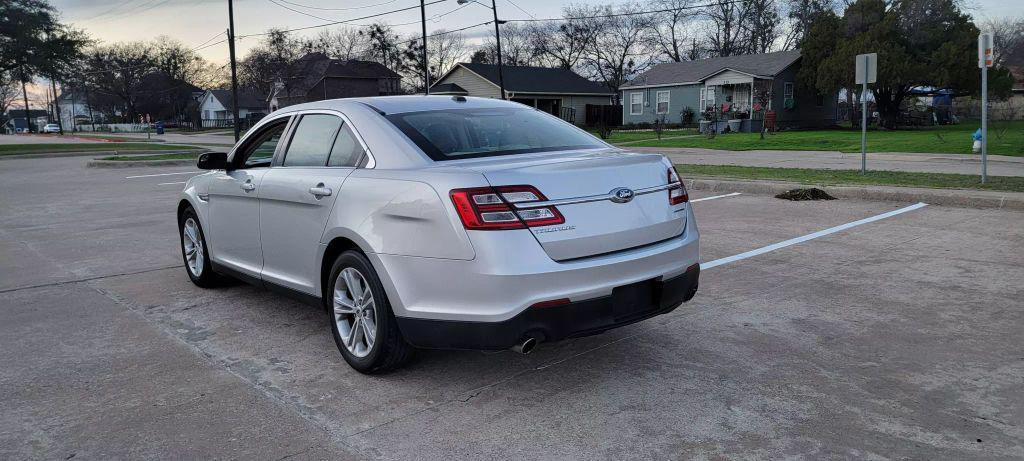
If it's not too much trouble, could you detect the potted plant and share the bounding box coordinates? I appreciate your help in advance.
[727,107,745,133]
[680,107,695,127]
[699,107,714,134]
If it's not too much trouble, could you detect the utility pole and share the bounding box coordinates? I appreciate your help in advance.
[420,0,430,94]
[51,79,64,135]
[491,0,506,100]
[19,67,33,133]
[227,0,241,142]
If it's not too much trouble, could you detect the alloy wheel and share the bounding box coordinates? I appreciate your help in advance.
[182,218,204,277]
[333,267,377,357]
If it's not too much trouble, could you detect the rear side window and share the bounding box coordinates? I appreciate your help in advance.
[327,124,365,167]
[283,114,342,167]
[386,108,606,161]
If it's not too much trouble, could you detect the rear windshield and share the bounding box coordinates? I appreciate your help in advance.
[385,107,607,161]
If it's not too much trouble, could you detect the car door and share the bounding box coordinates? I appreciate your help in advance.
[258,111,370,295]
[207,116,292,278]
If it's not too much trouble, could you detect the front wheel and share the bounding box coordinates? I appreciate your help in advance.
[327,250,413,373]
[179,206,222,288]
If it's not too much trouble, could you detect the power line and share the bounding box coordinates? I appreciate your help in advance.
[238,0,451,38]
[273,0,401,11]
[504,0,746,22]
[396,20,493,45]
[503,0,537,20]
[266,0,337,22]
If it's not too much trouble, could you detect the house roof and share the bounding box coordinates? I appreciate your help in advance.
[209,89,266,110]
[430,83,468,95]
[443,63,613,95]
[6,109,49,118]
[621,50,802,89]
[278,53,401,99]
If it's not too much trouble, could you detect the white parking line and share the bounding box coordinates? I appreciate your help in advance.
[691,192,742,203]
[700,202,928,270]
[125,171,197,179]
[157,181,186,186]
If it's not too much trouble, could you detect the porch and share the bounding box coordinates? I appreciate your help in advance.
[699,75,774,133]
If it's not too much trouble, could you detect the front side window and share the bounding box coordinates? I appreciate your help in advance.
[784,82,794,100]
[283,114,342,167]
[386,108,606,161]
[234,119,288,168]
[629,92,643,115]
[656,91,670,114]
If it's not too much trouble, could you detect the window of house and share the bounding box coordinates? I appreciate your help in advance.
[705,87,716,110]
[629,93,643,115]
[815,92,825,107]
[655,91,670,114]
[784,82,794,100]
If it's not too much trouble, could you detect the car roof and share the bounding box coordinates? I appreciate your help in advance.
[273,95,522,116]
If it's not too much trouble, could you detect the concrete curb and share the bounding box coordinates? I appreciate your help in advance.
[0,149,202,160]
[87,158,197,168]
[683,177,1024,210]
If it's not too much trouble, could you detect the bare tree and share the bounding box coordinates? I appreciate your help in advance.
[82,41,156,120]
[429,30,468,77]
[704,0,747,57]
[740,0,780,54]
[479,23,538,66]
[644,0,699,62]
[303,27,369,61]
[583,3,655,102]
[0,72,18,116]
[984,17,1024,68]
[533,5,603,69]
[781,0,835,50]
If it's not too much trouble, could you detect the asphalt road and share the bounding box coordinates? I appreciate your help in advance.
[1,156,1022,459]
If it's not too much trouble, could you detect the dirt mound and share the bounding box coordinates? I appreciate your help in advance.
[775,188,836,201]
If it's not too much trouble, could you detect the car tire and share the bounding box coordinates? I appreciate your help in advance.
[326,250,414,374]
[178,206,222,288]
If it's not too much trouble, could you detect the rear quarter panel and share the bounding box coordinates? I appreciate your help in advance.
[322,168,485,261]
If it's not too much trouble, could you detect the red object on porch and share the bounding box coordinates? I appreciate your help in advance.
[765,111,777,132]
[721,102,731,112]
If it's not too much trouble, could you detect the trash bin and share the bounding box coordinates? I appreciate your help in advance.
[972,128,981,153]
[155,121,165,135]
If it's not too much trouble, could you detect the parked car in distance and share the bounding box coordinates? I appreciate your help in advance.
[42,123,61,133]
[177,96,700,373]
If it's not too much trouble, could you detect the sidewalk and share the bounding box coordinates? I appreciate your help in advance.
[632,147,1024,177]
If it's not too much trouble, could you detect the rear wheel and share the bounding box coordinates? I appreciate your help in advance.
[327,250,413,373]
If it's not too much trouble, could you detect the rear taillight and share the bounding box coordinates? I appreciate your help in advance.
[450,185,565,230]
[668,167,688,205]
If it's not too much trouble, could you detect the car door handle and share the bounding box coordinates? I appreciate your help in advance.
[309,185,332,198]
[241,182,255,192]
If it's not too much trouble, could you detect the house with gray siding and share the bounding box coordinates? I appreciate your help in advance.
[431,63,613,126]
[620,50,838,132]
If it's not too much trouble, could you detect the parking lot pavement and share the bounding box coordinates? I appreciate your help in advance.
[1,155,1022,459]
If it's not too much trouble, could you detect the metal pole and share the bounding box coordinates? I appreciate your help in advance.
[491,0,506,100]
[20,75,32,133]
[981,62,988,183]
[420,0,430,94]
[227,0,241,142]
[861,76,867,174]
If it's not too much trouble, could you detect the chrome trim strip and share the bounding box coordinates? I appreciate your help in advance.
[512,184,673,208]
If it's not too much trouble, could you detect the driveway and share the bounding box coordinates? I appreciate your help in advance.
[1,156,1022,459]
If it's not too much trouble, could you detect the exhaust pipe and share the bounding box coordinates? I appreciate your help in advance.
[511,336,538,355]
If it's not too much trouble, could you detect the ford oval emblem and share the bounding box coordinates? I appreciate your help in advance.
[610,187,635,203]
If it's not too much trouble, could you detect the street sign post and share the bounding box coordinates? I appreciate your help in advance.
[978,33,993,183]
[855,53,877,174]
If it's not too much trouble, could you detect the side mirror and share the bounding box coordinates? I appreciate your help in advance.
[197,151,227,170]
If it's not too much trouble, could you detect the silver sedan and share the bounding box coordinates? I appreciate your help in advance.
[177,96,700,373]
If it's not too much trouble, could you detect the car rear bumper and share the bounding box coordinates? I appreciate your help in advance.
[395,264,699,350]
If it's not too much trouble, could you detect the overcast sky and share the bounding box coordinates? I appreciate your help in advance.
[51,0,1023,65]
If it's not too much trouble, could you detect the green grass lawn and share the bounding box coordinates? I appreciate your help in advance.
[72,134,165,143]
[676,164,1024,193]
[98,153,200,161]
[590,129,698,144]
[0,143,199,155]
[631,120,1024,156]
